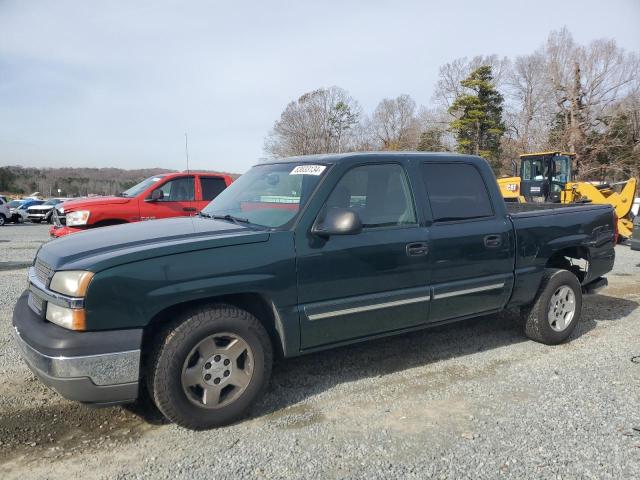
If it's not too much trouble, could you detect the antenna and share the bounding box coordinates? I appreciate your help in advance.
[184,132,190,174]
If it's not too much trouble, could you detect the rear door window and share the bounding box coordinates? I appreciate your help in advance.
[200,177,228,201]
[420,163,493,221]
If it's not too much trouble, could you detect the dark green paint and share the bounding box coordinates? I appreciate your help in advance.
[36,153,616,357]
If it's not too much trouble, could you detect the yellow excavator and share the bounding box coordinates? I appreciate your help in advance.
[498,151,637,239]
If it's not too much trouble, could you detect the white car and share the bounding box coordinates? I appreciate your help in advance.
[0,197,9,226]
[27,198,68,223]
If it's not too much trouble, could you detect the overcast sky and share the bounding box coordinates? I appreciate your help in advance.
[1,0,639,174]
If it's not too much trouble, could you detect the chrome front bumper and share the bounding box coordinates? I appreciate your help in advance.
[13,326,140,386]
[12,323,140,405]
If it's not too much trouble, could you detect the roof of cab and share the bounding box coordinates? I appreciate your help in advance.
[259,151,484,165]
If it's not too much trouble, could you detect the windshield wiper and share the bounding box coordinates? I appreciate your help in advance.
[210,213,257,227]
[212,214,251,225]
[200,212,266,230]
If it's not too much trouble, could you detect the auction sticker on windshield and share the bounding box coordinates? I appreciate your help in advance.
[290,165,326,175]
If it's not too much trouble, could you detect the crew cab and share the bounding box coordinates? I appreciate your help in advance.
[49,172,232,237]
[13,153,615,430]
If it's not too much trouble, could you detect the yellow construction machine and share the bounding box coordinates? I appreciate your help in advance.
[498,151,637,239]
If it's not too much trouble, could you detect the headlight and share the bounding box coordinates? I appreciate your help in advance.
[66,210,90,226]
[49,271,94,296]
[46,303,86,330]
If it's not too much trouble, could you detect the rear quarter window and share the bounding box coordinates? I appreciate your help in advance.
[420,163,494,221]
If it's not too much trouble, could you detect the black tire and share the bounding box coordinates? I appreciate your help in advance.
[520,268,582,345]
[0,214,5,226]
[146,303,273,430]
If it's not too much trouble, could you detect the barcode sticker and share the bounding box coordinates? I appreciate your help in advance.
[290,165,326,176]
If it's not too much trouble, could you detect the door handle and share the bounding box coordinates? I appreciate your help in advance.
[406,242,429,256]
[484,234,502,248]
[183,207,197,212]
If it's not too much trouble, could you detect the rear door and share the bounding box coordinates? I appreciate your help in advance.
[419,162,514,322]
[197,176,228,212]
[139,175,196,220]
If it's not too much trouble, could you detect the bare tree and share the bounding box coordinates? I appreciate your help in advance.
[265,87,362,157]
[506,51,553,152]
[544,28,640,174]
[371,94,420,150]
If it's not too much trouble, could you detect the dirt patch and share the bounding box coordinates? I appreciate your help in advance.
[0,261,32,271]
[261,403,326,430]
[0,402,156,470]
[404,358,514,392]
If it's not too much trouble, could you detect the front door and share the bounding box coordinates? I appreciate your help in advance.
[295,162,431,349]
[139,175,196,220]
[419,162,514,322]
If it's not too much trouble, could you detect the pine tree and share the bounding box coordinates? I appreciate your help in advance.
[449,66,505,172]
[416,128,446,152]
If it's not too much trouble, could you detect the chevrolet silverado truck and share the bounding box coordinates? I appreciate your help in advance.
[13,153,615,430]
[50,171,232,237]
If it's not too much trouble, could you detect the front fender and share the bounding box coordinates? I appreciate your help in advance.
[83,232,298,335]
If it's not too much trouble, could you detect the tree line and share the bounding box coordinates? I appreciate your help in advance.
[265,28,640,180]
[0,166,237,197]
[0,166,174,197]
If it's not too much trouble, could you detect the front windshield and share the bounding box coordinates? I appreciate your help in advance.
[43,199,59,205]
[8,200,21,208]
[202,163,328,228]
[121,175,165,197]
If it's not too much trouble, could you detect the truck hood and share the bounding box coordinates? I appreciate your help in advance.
[62,196,130,211]
[38,217,269,271]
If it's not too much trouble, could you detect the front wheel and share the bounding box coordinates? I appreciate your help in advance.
[521,269,582,345]
[0,214,5,226]
[146,304,273,430]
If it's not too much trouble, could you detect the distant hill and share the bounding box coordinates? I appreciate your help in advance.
[0,166,239,198]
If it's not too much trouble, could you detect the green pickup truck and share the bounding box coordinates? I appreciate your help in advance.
[13,153,616,429]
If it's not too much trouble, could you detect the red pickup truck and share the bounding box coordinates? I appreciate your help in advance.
[50,172,232,237]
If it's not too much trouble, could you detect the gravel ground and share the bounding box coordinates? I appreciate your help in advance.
[1,223,639,479]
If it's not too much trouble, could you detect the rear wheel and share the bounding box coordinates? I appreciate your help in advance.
[146,304,272,430]
[521,268,582,345]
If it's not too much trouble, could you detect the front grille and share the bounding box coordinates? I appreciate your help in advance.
[34,258,54,286]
